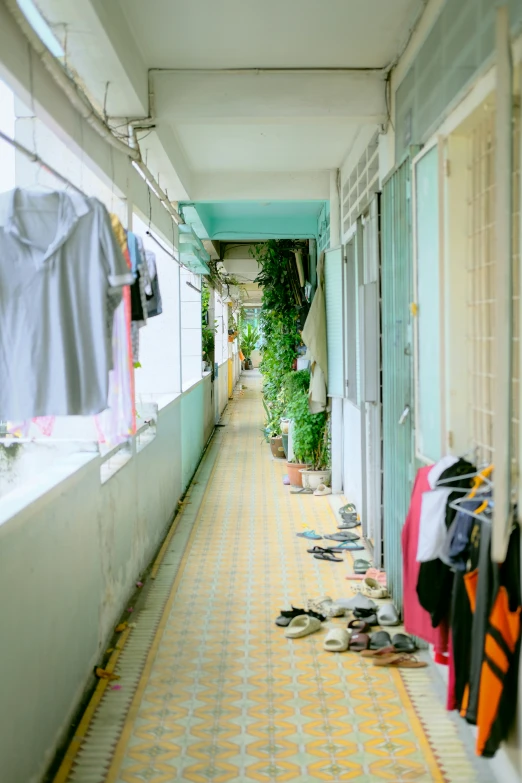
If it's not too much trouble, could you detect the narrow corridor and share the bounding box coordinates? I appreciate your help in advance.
[54,374,494,783]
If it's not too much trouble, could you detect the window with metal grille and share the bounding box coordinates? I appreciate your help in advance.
[466,107,520,466]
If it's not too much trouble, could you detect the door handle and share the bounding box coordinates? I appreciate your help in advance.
[398,405,410,426]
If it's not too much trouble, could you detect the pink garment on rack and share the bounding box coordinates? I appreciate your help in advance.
[401,465,449,655]
[447,632,457,711]
[6,417,56,438]
[94,248,135,446]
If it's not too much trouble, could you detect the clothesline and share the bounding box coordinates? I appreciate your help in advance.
[0,128,85,197]
[0,129,187,275]
[145,230,192,274]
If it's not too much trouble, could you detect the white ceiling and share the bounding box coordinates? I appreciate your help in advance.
[118,0,424,69]
[30,0,427,198]
[174,121,361,172]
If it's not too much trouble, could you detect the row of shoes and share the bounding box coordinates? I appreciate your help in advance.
[275,612,425,667]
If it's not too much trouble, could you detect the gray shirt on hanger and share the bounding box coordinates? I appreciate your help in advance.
[0,188,133,420]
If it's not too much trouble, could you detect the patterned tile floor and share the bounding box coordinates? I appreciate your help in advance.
[57,373,495,783]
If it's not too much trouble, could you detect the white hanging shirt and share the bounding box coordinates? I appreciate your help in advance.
[0,189,133,419]
[416,455,459,562]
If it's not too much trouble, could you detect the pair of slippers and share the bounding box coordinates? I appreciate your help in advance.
[348,627,416,653]
[306,545,362,561]
[275,606,326,627]
[337,594,400,626]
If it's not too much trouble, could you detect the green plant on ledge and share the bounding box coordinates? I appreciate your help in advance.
[240,323,259,360]
[284,370,328,468]
[201,283,217,363]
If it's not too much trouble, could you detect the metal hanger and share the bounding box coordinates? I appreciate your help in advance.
[448,494,493,524]
[436,464,494,493]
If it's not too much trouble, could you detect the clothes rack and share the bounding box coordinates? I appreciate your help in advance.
[145,230,191,274]
[0,128,86,197]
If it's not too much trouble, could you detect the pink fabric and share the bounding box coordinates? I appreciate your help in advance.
[6,417,56,438]
[94,246,135,447]
[447,632,457,711]
[401,465,449,655]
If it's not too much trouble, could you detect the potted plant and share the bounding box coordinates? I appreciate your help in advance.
[299,422,331,489]
[262,400,285,458]
[285,370,329,487]
[240,323,259,370]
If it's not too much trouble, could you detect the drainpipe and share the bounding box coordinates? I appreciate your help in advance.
[4,0,182,225]
[329,168,343,496]
[128,123,183,225]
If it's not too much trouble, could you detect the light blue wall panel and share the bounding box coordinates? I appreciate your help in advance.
[415,146,441,462]
[395,0,522,159]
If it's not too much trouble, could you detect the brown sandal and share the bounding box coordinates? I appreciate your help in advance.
[361,645,397,658]
[373,654,427,668]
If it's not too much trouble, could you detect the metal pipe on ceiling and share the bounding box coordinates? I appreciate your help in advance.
[3,0,183,226]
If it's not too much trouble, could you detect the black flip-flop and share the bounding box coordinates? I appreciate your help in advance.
[353,611,378,625]
[307,545,344,554]
[369,631,392,650]
[314,552,343,562]
[392,633,416,652]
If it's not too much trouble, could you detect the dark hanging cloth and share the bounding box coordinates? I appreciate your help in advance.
[449,511,482,713]
[477,525,521,757]
[130,267,146,322]
[416,459,476,627]
[465,517,497,725]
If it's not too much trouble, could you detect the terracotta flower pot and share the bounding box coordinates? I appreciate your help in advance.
[286,461,312,487]
[270,436,285,459]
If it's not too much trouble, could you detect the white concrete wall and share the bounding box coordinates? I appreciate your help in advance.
[0,377,216,783]
[341,399,363,513]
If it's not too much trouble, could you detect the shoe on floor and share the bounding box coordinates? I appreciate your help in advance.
[337,594,377,612]
[377,604,400,626]
[339,503,357,515]
[296,530,322,540]
[333,540,364,551]
[337,520,359,530]
[284,615,322,638]
[362,577,389,599]
[352,558,372,574]
[369,631,392,650]
[307,596,345,618]
[323,628,351,652]
[324,532,360,542]
[314,484,332,496]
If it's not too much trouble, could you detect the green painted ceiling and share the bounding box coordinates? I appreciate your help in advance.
[180,201,326,241]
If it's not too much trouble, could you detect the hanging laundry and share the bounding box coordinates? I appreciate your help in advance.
[127,231,153,363]
[416,455,458,562]
[301,252,327,413]
[416,458,475,628]
[401,465,449,655]
[476,526,521,757]
[0,189,133,419]
[94,216,136,446]
[144,249,163,317]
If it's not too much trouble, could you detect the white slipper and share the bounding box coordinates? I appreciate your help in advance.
[377,604,400,626]
[284,615,322,638]
[323,628,351,652]
[362,577,389,599]
[314,484,332,496]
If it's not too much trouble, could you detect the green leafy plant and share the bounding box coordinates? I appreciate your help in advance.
[201,283,217,362]
[284,370,329,468]
[240,323,259,360]
[252,241,301,421]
